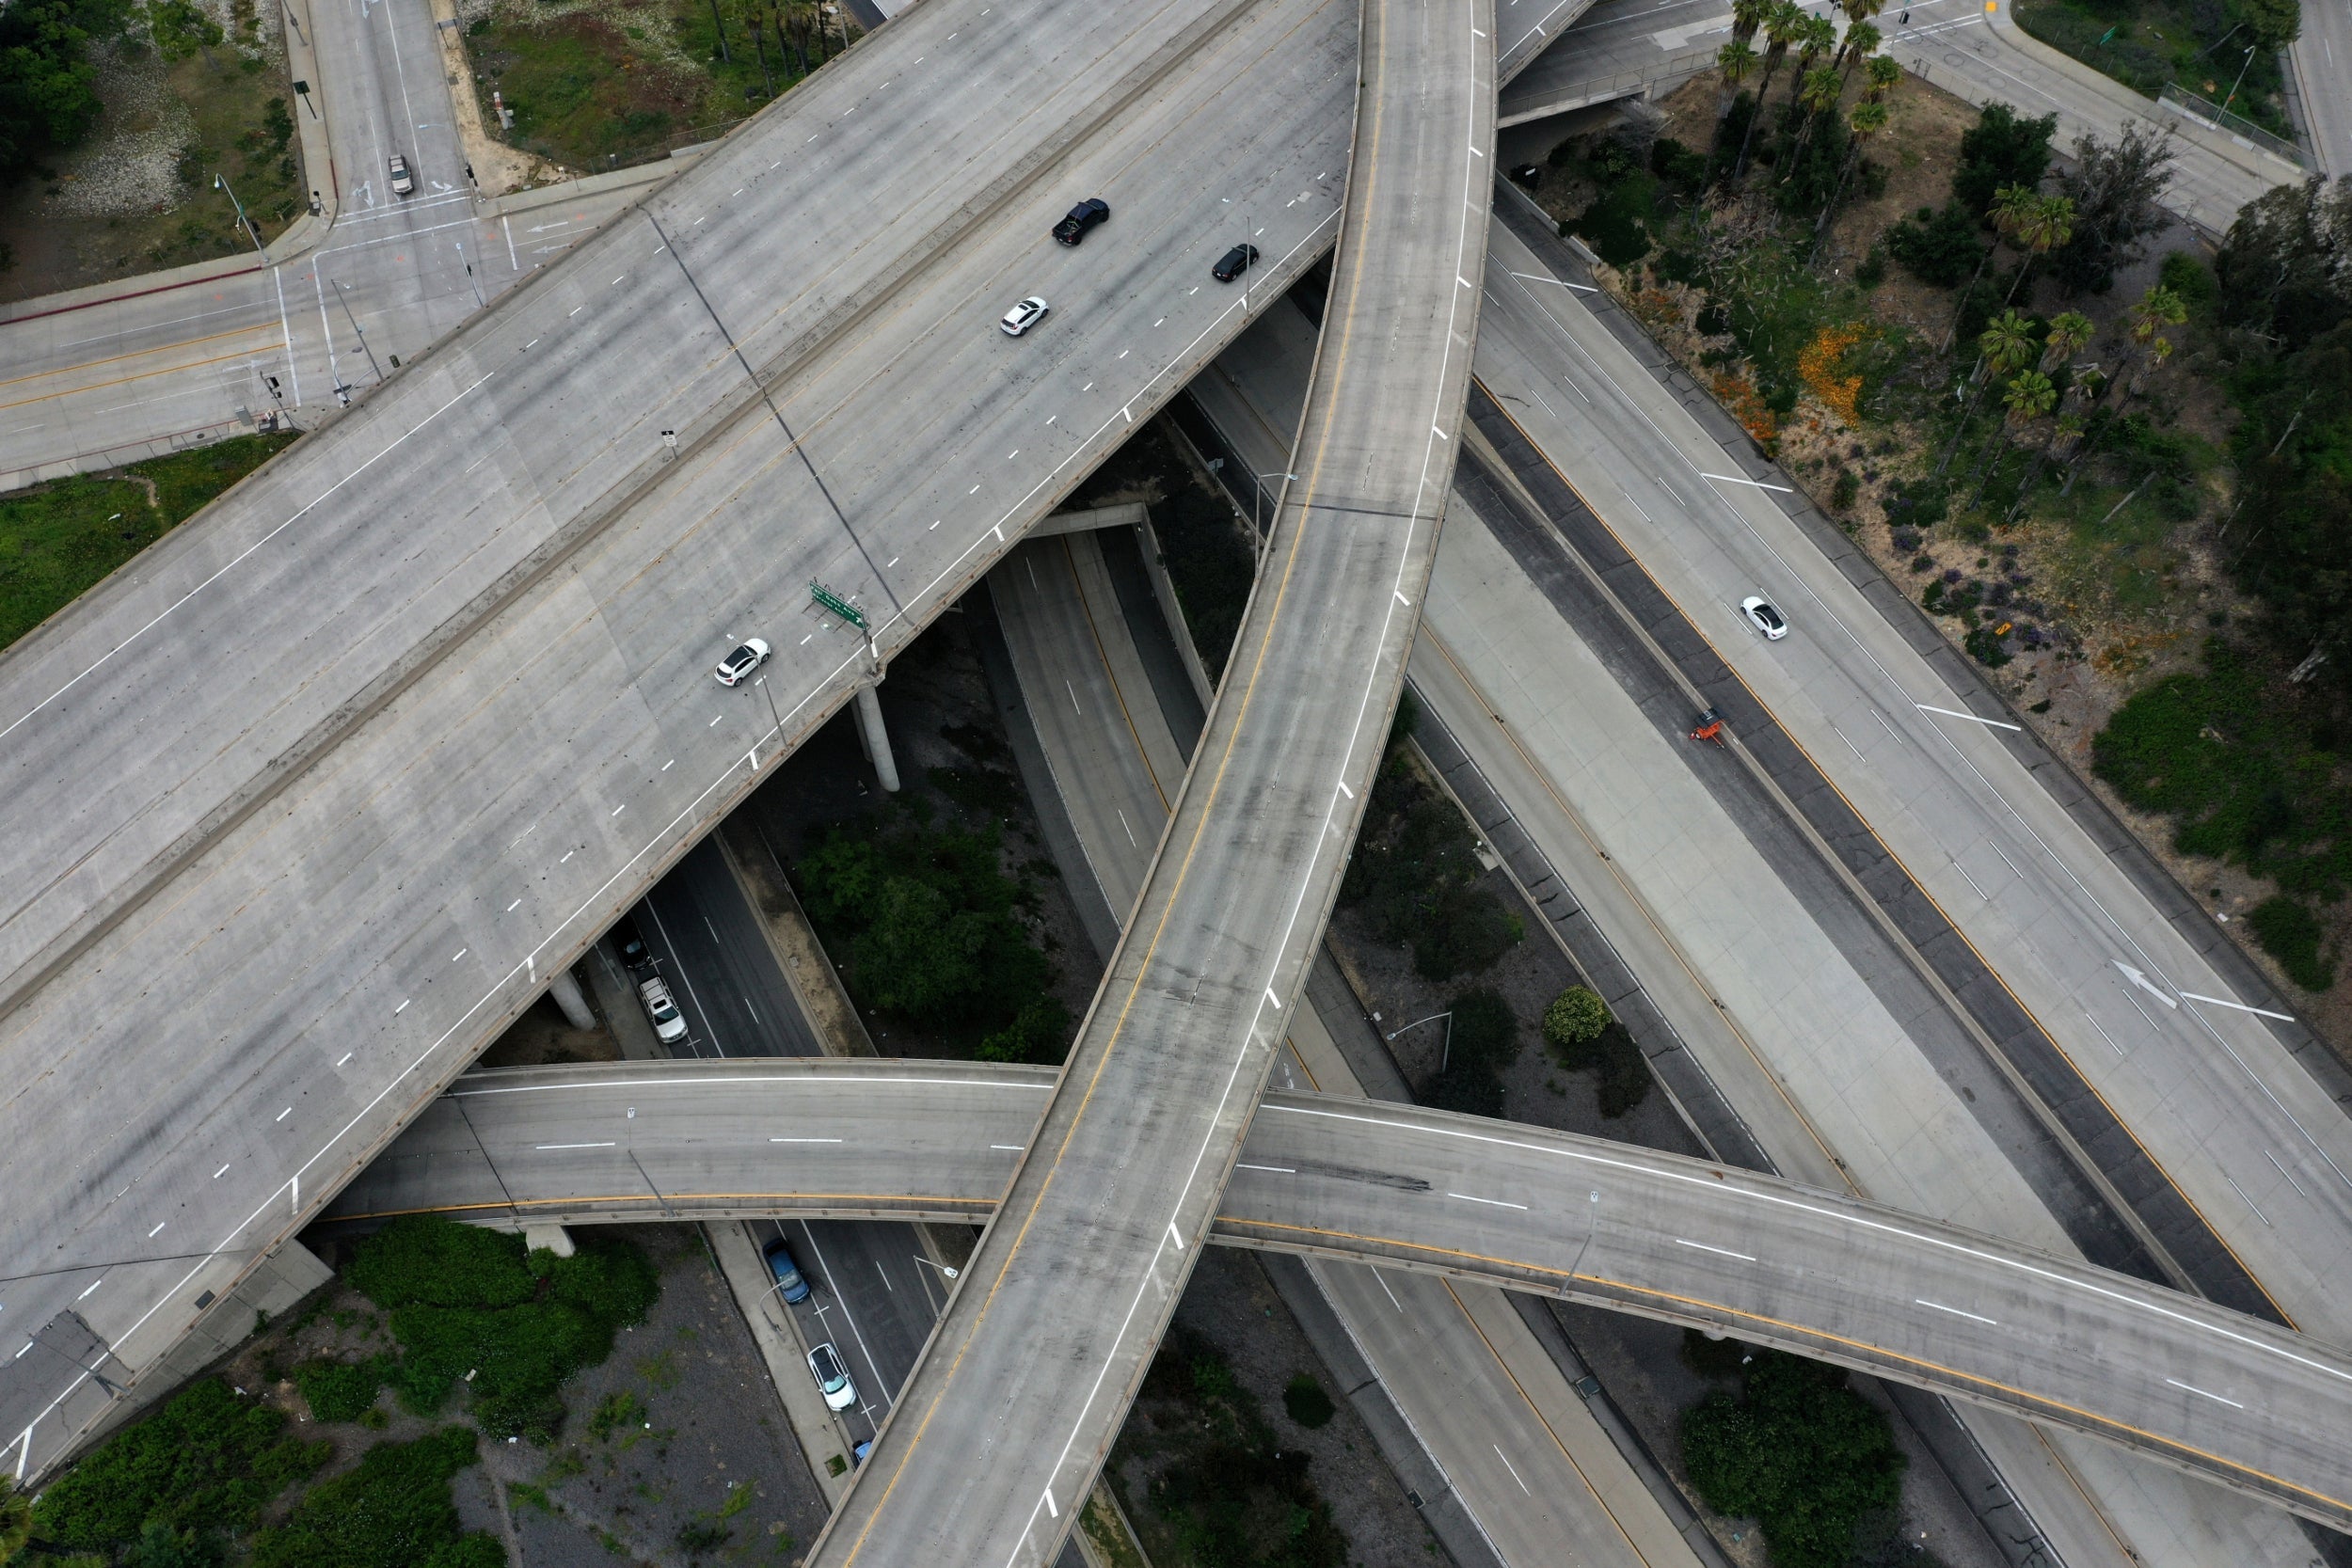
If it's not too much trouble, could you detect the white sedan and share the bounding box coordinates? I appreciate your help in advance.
[999,295,1050,337]
[1740,595,1788,641]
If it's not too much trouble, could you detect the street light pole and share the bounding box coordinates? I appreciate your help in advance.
[1385,1010,1454,1070]
[331,279,386,382]
[214,172,268,261]
[453,240,485,309]
[2220,43,2257,115]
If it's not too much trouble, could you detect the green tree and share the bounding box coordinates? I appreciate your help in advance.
[2214,174,2352,350]
[143,0,221,60]
[2051,123,2175,294]
[2243,0,2301,50]
[1862,52,1900,100]
[1730,0,1772,47]
[1967,367,2056,506]
[1715,37,1758,123]
[1734,0,1806,180]
[1942,182,2041,351]
[1952,102,2057,216]
[2000,192,2074,305]
[1936,306,2038,475]
[1810,97,1885,260]
[1681,1352,1906,1568]
[0,0,133,177]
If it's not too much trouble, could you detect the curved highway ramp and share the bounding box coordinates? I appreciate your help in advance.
[326,1058,2352,1534]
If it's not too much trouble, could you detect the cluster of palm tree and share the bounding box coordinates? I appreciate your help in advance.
[1938,182,2078,348]
[1714,0,1903,244]
[1929,279,2189,520]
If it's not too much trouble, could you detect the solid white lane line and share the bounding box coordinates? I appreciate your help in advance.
[771,1137,845,1144]
[1915,702,2022,732]
[1448,1191,1528,1211]
[1915,1298,1996,1326]
[2226,1176,2273,1227]
[534,1142,616,1150]
[1235,1164,1295,1174]
[2267,1149,2311,1200]
[2165,1377,2245,1409]
[1673,1237,1756,1262]
[1492,1445,1530,1494]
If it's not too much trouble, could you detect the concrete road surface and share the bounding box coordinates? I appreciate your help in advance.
[324,1057,2352,1531]
[803,4,1494,1562]
[0,0,1365,1475]
[2288,2,2352,177]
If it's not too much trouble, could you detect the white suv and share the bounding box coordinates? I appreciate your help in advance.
[807,1342,857,1412]
[637,975,689,1044]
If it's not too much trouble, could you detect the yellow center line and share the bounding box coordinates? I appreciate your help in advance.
[0,322,276,393]
[0,341,278,416]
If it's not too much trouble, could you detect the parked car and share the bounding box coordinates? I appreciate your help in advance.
[1052,198,1111,245]
[714,637,771,686]
[852,1438,873,1466]
[1740,595,1789,641]
[1211,243,1260,282]
[762,1239,812,1304]
[1000,295,1050,336]
[611,913,652,976]
[807,1342,858,1412]
[389,153,414,197]
[637,975,689,1044]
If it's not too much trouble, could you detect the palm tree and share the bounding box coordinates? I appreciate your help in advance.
[1969,368,2058,507]
[1936,308,2038,477]
[1842,0,1887,24]
[1941,182,2039,351]
[1780,55,1846,183]
[2000,193,2075,307]
[1716,38,1759,124]
[1732,0,1773,48]
[1810,98,1889,260]
[1863,53,1901,100]
[1792,12,1839,87]
[2013,409,2088,518]
[2106,282,2187,422]
[1836,19,1882,83]
[1735,0,1806,180]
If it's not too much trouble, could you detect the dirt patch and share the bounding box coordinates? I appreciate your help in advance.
[475,987,624,1068]
[0,11,310,302]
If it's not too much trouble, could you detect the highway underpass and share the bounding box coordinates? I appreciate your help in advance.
[325,1057,2352,1534]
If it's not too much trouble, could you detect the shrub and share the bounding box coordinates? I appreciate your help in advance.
[295,1355,394,1423]
[1282,1373,1335,1429]
[1427,1062,1506,1116]
[1341,747,1523,981]
[1832,469,1861,511]
[33,1381,327,1556]
[2158,250,2218,317]
[1651,135,1708,191]
[1444,988,1520,1074]
[1951,103,2056,217]
[346,1217,659,1441]
[975,992,1073,1064]
[1575,173,1658,267]
[1885,202,1983,288]
[1680,1352,1906,1568]
[1549,1011,1650,1118]
[2249,896,2335,991]
[246,1428,503,1568]
[1852,245,1886,289]
[1543,987,1611,1049]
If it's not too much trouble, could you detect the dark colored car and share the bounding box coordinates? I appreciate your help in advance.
[763,1239,812,1304]
[1212,243,1261,282]
[612,913,652,975]
[1052,198,1110,245]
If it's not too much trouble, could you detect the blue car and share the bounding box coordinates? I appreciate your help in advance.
[763,1239,812,1304]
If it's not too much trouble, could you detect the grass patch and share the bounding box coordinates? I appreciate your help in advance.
[1680,1351,1906,1568]
[793,800,1069,1061]
[0,431,294,651]
[2249,895,2336,990]
[2014,0,2290,137]
[467,0,850,172]
[31,1379,329,1558]
[2091,640,2352,903]
[246,1426,503,1568]
[346,1214,660,1442]
[295,1354,394,1422]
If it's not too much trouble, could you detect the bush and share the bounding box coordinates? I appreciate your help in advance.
[2159,250,2218,317]
[975,992,1072,1064]
[295,1355,393,1423]
[1885,203,1983,288]
[1543,987,1610,1049]
[1680,1352,1906,1568]
[1575,173,1658,267]
[1651,135,1708,191]
[795,813,1055,1038]
[33,1381,327,1557]
[1445,988,1520,1074]
[347,1217,660,1441]
[1138,1332,1349,1568]
[1548,1009,1651,1118]
[1282,1373,1335,1429]
[2249,896,2335,990]
[246,1428,503,1568]
[1427,1062,1506,1116]
[1341,747,1523,981]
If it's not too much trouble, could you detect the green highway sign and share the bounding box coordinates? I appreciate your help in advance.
[810,580,867,631]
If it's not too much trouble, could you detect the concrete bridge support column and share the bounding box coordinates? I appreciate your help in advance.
[853,682,900,792]
[547,966,596,1032]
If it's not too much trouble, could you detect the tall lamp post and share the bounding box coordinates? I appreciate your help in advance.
[1386,1010,1454,1071]
[214,173,267,261]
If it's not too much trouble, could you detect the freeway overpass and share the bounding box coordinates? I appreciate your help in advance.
[0,0,1375,1473]
[324,1056,2352,1534]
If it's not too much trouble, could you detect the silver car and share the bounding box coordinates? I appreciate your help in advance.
[636,976,689,1045]
[389,153,414,197]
